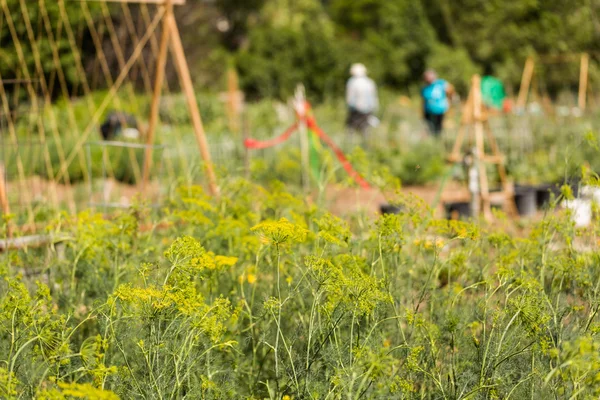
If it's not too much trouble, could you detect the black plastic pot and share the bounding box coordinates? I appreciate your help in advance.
[514,185,537,216]
[445,202,471,220]
[380,204,403,215]
[534,183,553,209]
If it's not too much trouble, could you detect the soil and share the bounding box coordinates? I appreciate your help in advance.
[6,176,162,214]
[325,180,471,218]
[5,175,498,220]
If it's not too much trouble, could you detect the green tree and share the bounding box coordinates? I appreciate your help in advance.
[237,0,343,100]
[330,0,436,88]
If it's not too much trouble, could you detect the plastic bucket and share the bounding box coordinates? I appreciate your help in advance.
[514,186,537,216]
[580,186,600,203]
[445,202,471,220]
[562,199,592,227]
[380,204,403,215]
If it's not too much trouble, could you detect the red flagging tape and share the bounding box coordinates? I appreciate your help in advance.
[306,117,371,190]
[244,122,298,149]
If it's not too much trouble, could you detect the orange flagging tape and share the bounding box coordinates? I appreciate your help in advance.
[305,116,371,190]
[243,104,371,190]
[243,122,298,149]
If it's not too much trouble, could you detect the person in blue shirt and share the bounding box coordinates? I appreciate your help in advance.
[421,69,454,137]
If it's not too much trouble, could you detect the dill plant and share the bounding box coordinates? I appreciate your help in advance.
[2,177,600,399]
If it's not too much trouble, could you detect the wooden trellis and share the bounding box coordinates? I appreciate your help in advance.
[0,0,218,229]
[448,74,517,221]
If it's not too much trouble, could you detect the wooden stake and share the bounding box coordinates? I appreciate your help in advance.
[579,53,589,111]
[168,14,219,196]
[472,75,493,221]
[226,67,241,134]
[517,57,535,110]
[142,0,172,188]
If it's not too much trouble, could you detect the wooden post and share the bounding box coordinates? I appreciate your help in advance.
[517,57,535,110]
[142,0,172,188]
[226,67,241,134]
[579,53,589,111]
[168,14,219,196]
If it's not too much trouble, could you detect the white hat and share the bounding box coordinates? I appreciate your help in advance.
[350,63,367,77]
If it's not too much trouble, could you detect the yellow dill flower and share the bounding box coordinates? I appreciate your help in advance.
[286,276,293,285]
[282,395,292,400]
[251,218,307,245]
[215,255,238,268]
[54,382,119,400]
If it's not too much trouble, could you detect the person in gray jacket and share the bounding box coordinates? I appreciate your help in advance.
[345,63,379,137]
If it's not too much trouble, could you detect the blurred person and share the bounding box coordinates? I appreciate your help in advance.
[421,69,454,137]
[346,63,379,137]
[100,111,140,141]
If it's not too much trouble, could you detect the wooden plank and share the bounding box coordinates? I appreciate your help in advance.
[0,234,72,251]
[73,0,185,5]
[579,53,589,111]
[168,14,220,196]
[481,155,504,164]
[142,0,172,188]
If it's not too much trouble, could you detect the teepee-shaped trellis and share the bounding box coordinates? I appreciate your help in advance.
[448,74,517,220]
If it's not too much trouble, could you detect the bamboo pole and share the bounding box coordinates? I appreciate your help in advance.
[142,0,172,188]
[168,14,219,196]
[579,53,589,111]
[517,57,535,110]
